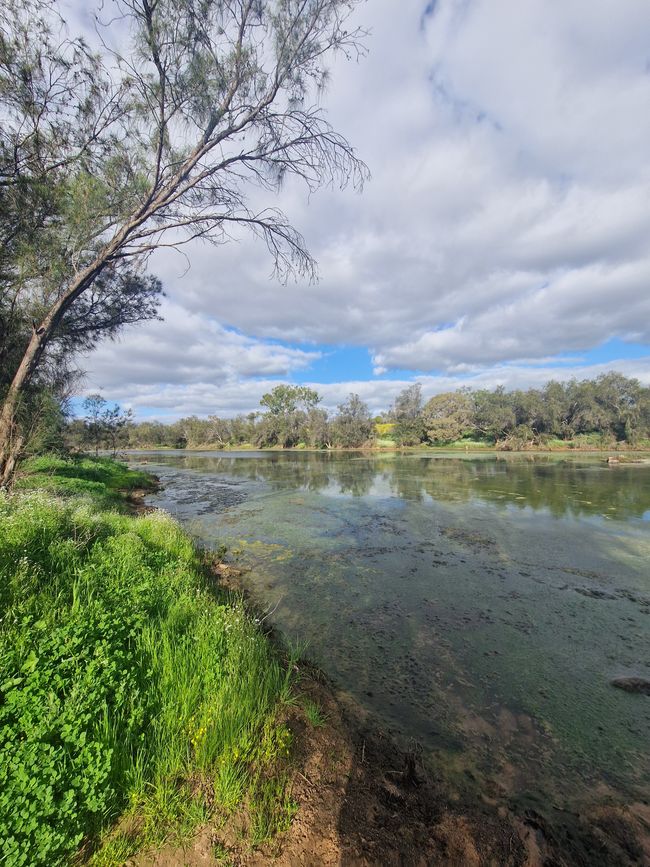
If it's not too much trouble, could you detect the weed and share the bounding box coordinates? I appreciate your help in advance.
[249,774,298,846]
[302,699,328,728]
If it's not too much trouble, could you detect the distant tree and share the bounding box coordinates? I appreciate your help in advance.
[102,404,134,456]
[82,393,133,455]
[260,385,321,416]
[230,414,258,445]
[83,394,108,456]
[423,391,473,444]
[473,387,516,442]
[592,372,646,442]
[176,416,212,448]
[331,393,372,447]
[257,385,322,447]
[206,415,233,449]
[564,379,612,439]
[128,419,171,448]
[305,408,331,449]
[541,381,571,438]
[391,384,425,445]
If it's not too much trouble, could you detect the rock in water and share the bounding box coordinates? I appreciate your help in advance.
[611,677,650,695]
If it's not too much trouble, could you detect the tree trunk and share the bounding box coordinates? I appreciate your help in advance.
[0,325,50,486]
[0,433,25,488]
[0,265,103,484]
[0,227,130,484]
[0,163,191,485]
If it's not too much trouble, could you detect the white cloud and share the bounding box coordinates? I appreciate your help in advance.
[78,0,650,415]
[83,300,320,392]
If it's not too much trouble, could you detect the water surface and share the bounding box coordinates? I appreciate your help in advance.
[136,451,650,821]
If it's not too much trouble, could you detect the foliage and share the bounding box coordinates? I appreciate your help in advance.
[473,386,517,442]
[390,384,425,446]
[330,393,372,447]
[0,0,367,482]
[259,386,321,417]
[255,386,322,448]
[0,459,295,863]
[69,373,650,453]
[375,422,396,437]
[302,699,328,728]
[422,391,473,444]
[82,394,133,456]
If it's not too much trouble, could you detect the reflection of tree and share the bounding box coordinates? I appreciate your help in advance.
[151,452,650,519]
[335,460,377,497]
[417,458,650,520]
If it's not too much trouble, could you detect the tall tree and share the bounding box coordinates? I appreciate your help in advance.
[473,386,516,442]
[257,384,322,447]
[331,392,372,447]
[0,0,163,480]
[260,385,322,416]
[0,0,367,483]
[391,383,424,445]
[422,390,473,444]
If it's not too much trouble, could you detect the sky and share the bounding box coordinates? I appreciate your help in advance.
[77,0,650,419]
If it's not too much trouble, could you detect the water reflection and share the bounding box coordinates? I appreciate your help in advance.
[138,451,650,520]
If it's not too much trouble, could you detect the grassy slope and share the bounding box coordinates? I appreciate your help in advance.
[0,457,296,866]
[14,455,157,508]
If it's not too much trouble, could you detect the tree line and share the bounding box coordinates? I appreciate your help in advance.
[68,374,650,453]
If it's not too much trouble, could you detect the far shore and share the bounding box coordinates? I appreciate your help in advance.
[122,444,650,456]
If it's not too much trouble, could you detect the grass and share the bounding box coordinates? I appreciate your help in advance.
[14,454,157,510]
[0,456,297,865]
[302,698,328,728]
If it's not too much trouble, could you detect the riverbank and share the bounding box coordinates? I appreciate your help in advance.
[125,443,650,456]
[0,457,302,865]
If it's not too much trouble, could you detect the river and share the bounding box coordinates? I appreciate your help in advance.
[132,450,650,847]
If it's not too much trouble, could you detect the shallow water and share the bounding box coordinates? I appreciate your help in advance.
[136,451,650,818]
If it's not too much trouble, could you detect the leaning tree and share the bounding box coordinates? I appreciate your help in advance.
[0,0,368,483]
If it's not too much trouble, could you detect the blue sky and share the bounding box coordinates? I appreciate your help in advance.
[77,0,650,419]
[292,338,650,386]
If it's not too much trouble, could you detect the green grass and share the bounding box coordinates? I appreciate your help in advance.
[249,773,298,846]
[375,438,397,448]
[14,455,157,510]
[0,458,297,865]
[302,698,328,728]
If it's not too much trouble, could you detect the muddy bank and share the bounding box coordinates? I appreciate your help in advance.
[133,563,650,867]
[123,477,162,514]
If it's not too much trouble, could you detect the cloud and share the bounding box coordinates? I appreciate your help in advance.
[78,0,650,415]
[83,300,320,391]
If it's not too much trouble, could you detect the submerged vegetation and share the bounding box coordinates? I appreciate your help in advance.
[66,373,650,453]
[0,457,296,865]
